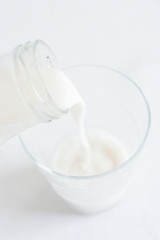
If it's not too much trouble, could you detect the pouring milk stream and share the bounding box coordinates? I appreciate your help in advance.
[44,68,128,176]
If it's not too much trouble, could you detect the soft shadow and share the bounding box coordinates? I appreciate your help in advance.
[0,165,79,216]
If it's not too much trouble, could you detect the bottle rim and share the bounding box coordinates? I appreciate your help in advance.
[13,40,68,122]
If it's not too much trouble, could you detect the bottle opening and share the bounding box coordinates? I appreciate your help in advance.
[13,40,68,122]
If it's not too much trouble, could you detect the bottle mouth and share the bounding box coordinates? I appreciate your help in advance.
[13,40,68,121]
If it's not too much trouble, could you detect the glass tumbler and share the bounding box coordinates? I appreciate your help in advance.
[19,65,151,213]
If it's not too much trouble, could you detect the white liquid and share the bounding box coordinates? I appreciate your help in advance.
[42,68,89,146]
[45,69,128,176]
[53,132,128,176]
[42,68,92,171]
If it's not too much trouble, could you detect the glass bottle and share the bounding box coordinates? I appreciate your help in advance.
[0,40,67,144]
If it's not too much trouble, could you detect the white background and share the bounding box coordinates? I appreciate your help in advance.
[0,0,159,239]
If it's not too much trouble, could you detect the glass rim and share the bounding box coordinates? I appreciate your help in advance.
[19,64,151,180]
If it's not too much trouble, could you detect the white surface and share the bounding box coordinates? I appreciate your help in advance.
[0,0,159,239]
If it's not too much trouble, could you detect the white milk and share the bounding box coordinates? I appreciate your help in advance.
[41,68,85,110]
[43,69,128,176]
[53,132,128,176]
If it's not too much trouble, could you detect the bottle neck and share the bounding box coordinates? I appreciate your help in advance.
[13,40,68,122]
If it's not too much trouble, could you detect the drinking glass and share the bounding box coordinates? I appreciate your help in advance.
[19,65,151,213]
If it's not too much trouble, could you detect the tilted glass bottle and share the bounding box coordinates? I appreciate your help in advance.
[0,40,67,144]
